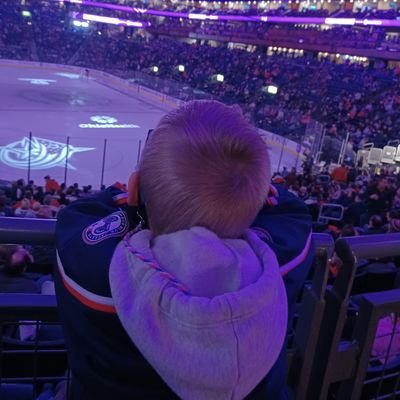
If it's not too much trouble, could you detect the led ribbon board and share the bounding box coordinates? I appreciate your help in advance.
[59,0,400,27]
[72,12,151,28]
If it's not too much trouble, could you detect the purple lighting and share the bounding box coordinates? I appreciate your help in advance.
[325,18,356,26]
[267,16,325,24]
[188,13,218,21]
[59,0,400,28]
[72,12,150,28]
[362,19,383,26]
[69,0,133,13]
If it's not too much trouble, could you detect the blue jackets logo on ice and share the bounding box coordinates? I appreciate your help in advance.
[0,136,94,170]
[83,211,129,244]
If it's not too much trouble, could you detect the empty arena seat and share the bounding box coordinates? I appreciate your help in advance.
[368,147,383,165]
[351,262,399,295]
[395,144,400,162]
[381,146,397,164]
[318,203,344,223]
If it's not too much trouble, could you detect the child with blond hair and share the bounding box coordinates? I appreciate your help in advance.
[55,100,313,400]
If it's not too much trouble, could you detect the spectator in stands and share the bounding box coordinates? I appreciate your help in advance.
[285,167,298,188]
[387,208,400,233]
[298,185,309,201]
[35,196,53,219]
[80,185,93,198]
[331,164,349,184]
[0,245,40,293]
[391,187,400,209]
[10,179,25,201]
[343,193,367,227]
[365,177,394,218]
[44,175,60,194]
[23,180,36,195]
[13,190,39,210]
[55,100,313,399]
[363,214,387,235]
[57,192,69,207]
[14,198,36,218]
[340,224,359,237]
[0,195,13,217]
[281,166,289,178]
[33,186,45,204]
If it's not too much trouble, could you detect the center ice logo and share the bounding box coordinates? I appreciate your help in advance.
[0,136,94,170]
[90,115,118,124]
[79,115,139,129]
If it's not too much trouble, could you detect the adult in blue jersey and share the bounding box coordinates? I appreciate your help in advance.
[55,100,313,399]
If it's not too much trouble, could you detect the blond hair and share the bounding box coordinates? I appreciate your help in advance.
[139,100,270,238]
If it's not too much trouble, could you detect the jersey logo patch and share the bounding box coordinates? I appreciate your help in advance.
[82,211,129,245]
[252,227,273,242]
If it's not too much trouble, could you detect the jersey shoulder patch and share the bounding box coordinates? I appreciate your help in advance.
[82,210,129,245]
[252,227,273,242]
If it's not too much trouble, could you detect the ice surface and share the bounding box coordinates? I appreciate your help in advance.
[0,64,292,189]
[0,65,165,187]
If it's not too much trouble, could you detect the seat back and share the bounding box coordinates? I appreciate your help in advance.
[368,148,383,165]
[381,146,397,164]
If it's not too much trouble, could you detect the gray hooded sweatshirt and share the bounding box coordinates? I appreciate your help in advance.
[109,226,288,400]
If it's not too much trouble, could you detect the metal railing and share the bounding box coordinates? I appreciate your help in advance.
[0,294,69,400]
[338,289,400,400]
[1,217,400,399]
[0,216,335,249]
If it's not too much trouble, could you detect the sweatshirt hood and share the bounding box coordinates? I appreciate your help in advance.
[110,227,287,400]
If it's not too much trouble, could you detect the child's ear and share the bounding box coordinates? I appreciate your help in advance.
[127,172,140,206]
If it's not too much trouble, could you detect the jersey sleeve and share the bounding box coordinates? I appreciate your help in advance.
[252,184,315,324]
[55,187,139,301]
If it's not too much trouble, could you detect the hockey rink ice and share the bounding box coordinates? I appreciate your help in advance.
[0,64,166,187]
[0,63,296,188]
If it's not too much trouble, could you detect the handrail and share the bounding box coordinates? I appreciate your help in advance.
[2,217,400,259]
[1,218,400,399]
[0,217,56,245]
[344,233,400,258]
[0,294,59,320]
[0,217,335,250]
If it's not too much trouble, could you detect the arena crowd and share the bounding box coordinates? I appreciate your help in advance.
[1,0,400,149]
[1,164,400,239]
[1,1,400,237]
[0,2,400,399]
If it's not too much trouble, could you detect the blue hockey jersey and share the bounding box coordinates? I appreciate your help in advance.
[55,184,313,399]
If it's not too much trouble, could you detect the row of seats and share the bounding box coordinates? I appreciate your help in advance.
[0,219,399,399]
[357,144,400,166]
